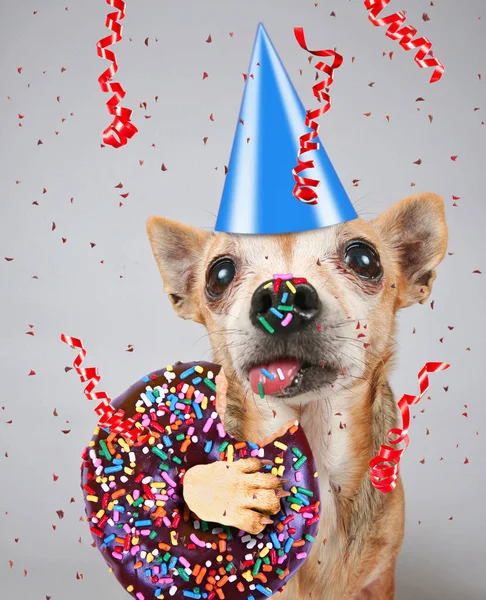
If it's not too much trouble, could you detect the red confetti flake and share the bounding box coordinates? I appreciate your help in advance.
[56,510,65,520]
[9,561,13,568]
[330,11,336,17]
[144,37,149,46]
[61,429,71,434]
[464,457,469,464]
[5,257,14,262]
[450,155,458,161]
[419,458,425,464]
[53,408,58,416]
[430,300,435,309]
[413,158,422,165]
[37,139,43,145]
[209,113,215,121]
[114,182,123,188]
[28,370,36,376]
[52,222,56,231]
[206,34,212,43]
[428,114,433,123]
[120,192,129,199]
[368,82,375,87]
[462,412,468,417]
[53,474,59,481]
[416,97,425,102]
[203,137,208,145]
[202,72,209,80]
[126,344,134,352]
[472,269,482,274]
[443,386,449,392]
[161,163,167,171]
[426,428,430,435]
[422,13,430,22]
[363,112,372,117]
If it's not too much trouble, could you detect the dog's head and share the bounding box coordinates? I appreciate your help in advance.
[147,193,447,406]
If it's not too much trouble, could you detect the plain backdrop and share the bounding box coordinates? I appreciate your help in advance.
[1,0,485,598]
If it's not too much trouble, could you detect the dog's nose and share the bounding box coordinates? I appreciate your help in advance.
[250,274,320,334]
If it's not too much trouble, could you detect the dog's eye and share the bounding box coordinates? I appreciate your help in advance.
[206,258,236,297]
[344,242,382,280]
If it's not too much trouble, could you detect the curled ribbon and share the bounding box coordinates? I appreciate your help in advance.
[60,334,142,442]
[364,0,444,83]
[370,361,450,493]
[96,0,138,148]
[292,28,343,205]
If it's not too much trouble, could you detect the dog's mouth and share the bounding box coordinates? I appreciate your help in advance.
[248,357,337,398]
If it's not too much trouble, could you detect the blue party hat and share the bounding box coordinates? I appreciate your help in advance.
[215,23,357,235]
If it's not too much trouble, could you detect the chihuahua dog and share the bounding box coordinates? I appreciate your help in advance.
[146,192,448,600]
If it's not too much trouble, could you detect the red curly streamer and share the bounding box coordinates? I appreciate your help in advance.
[364,0,444,83]
[96,0,138,148]
[370,362,450,493]
[292,28,343,205]
[60,334,142,442]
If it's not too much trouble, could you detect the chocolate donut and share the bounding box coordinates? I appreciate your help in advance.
[81,361,320,600]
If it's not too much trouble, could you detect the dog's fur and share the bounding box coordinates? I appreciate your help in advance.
[146,193,448,600]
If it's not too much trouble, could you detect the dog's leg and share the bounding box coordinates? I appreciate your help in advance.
[354,562,396,600]
[183,368,293,534]
[183,457,286,534]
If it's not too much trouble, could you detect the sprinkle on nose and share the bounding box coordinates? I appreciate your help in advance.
[250,273,320,334]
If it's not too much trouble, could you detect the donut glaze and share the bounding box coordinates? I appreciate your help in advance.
[81,361,320,600]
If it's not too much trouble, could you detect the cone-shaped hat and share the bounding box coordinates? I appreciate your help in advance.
[215,23,357,235]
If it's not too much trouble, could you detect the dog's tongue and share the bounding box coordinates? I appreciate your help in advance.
[249,359,302,395]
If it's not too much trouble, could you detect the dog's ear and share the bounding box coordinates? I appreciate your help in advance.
[146,216,213,323]
[372,193,448,308]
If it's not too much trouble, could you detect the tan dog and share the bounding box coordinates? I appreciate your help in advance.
[146,192,448,600]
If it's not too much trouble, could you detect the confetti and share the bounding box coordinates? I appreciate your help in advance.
[370,362,450,493]
[96,0,138,147]
[61,335,142,441]
[292,28,343,205]
[364,0,444,83]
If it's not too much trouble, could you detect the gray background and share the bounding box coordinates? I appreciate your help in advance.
[1,0,485,598]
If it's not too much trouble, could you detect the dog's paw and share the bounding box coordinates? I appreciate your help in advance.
[183,457,287,535]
